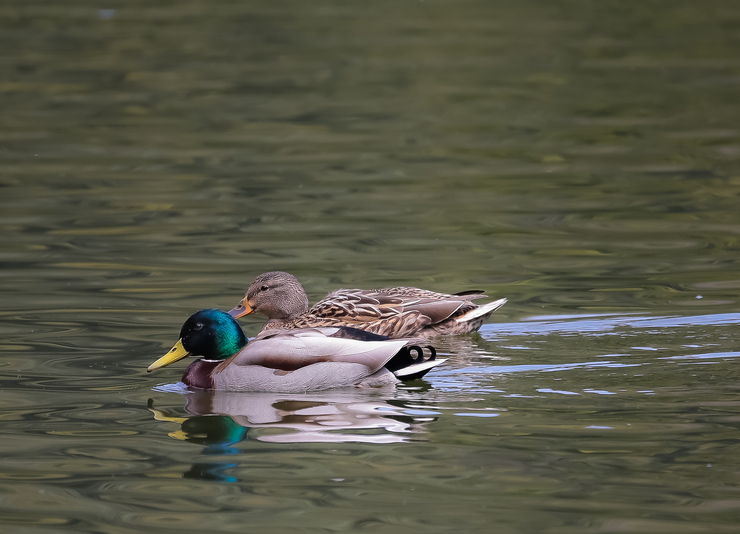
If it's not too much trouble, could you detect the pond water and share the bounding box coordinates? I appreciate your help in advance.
[1,0,740,532]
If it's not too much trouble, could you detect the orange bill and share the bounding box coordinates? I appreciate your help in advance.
[227,298,254,319]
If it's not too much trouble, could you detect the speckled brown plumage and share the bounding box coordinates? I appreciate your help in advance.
[229,271,507,338]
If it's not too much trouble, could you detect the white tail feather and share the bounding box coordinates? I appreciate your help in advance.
[455,298,507,323]
[393,358,448,379]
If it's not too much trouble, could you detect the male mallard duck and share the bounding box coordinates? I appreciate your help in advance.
[148,309,446,393]
[228,271,507,338]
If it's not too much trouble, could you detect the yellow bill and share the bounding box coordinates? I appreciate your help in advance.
[147,339,190,372]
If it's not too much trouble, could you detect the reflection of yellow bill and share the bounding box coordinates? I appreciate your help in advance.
[147,402,188,441]
[147,339,189,372]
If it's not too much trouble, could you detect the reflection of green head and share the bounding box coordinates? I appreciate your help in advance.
[181,415,248,447]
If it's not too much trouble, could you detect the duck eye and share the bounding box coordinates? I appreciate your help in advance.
[194,322,204,331]
[260,285,269,292]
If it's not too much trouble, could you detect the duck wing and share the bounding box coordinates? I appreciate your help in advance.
[231,328,409,373]
[310,288,486,329]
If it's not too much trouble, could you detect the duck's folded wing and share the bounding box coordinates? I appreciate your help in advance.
[310,289,405,321]
[311,288,483,325]
[231,333,409,373]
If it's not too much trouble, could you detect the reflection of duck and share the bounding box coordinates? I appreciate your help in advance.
[148,399,245,482]
[228,271,507,337]
[149,389,437,445]
[148,309,446,392]
[149,399,248,447]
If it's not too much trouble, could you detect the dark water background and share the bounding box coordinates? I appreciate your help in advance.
[1,1,740,532]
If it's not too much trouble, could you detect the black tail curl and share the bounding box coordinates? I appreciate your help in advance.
[384,344,437,374]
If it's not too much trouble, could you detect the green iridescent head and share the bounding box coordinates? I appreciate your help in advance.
[148,309,248,372]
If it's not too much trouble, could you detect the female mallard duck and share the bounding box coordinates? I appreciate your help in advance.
[148,309,445,393]
[228,271,507,338]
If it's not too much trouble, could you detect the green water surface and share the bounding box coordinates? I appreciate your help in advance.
[1,1,740,532]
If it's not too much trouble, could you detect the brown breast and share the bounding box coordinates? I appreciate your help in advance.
[182,360,218,389]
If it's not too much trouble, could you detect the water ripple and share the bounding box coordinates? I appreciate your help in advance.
[482,312,740,338]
